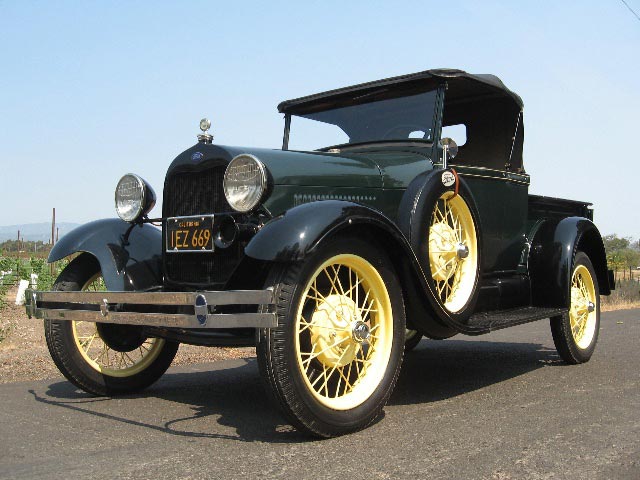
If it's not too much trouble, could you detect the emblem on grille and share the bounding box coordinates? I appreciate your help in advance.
[191,151,204,162]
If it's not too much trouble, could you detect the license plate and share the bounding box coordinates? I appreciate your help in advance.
[166,215,214,252]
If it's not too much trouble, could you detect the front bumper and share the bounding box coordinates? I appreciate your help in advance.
[24,288,276,329]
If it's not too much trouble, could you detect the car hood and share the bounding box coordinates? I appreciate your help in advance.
[167,144,433,190]
[167,144,383,189]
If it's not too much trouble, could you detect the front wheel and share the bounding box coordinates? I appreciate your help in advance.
[257,236,405,438]
[550,252,600,364]
[44,254,179,396]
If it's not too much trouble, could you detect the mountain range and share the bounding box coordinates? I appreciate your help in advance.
[0,223,81,242]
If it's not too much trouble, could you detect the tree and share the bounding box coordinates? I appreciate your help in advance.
[603,234,630,253]
[603,234,640,280]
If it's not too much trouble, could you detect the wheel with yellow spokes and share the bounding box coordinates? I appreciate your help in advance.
[257,236,405,438]
[551,252,600,364]
[44,254,179,395]
[427,191,479,318]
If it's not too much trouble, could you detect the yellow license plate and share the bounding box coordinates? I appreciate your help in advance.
[166,216,214,252]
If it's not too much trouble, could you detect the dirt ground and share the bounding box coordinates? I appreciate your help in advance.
[1,285,637,384]
[0,286,255,384]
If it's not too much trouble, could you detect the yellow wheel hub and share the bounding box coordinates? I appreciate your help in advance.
[429,222,460,282]
[309,294,363,367]
[428,192,478,313]
[295,254,393,411]
[569,264,597,349]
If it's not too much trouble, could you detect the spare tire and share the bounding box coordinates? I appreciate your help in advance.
[400,169,482,323]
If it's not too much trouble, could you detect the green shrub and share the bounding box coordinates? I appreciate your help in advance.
[0,284,8,311]
[0,256,13,272]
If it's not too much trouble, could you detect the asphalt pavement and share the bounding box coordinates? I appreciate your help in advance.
[1,310,638,480]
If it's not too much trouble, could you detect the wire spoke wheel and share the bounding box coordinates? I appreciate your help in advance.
[72,324,164,378]
[428,192,478,313]
[71,274,166,378]
[569,264,597,349]
[295,254,393,410]
[257,236,405,437]
[44,254,178,396]
[550,251,600,364]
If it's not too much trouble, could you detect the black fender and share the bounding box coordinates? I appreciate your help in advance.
[245,200,407,262]
[244,199,461,338]
[529,216,611,309]
[48,219,162,291]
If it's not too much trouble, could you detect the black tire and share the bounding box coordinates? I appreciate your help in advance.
[257,236,405,438]
[550,252,600,364]
[44,254,179,396]
[404,329,423,352]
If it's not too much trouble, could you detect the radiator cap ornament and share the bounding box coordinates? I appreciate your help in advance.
[197,118,213,144]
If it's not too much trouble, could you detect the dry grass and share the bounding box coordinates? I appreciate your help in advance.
[601,278,640,312]
[602,301,640,312]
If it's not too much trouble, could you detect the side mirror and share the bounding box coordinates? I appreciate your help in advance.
[439,137,458,168]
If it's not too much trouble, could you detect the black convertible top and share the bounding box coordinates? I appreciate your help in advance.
[278,69,523,115]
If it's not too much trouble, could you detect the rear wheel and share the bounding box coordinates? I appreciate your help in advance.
[257,236,405,438]
[550,252,600,364]
[44,254,179,396]
[404,329,422,352]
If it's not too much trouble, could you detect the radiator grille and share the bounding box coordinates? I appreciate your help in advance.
[163,166,230,217]
[164,244,242,286]
[163,166,241,287]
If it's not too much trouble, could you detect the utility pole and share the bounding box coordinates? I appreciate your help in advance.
[50,208,56,276]
[51,208,56,246]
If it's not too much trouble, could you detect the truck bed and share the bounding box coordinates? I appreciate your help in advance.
[528,194,593,221]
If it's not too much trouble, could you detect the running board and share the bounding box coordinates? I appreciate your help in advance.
[468,306,567,334]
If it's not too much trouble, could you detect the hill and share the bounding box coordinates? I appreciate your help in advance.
[0,223,80,242]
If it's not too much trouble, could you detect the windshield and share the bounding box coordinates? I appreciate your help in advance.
[287,89,438,151]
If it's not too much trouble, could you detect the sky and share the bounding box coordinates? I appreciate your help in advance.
[1,1,639,238]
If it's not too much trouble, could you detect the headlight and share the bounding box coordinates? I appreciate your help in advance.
[114,173,156,222]
[223,154,267,212]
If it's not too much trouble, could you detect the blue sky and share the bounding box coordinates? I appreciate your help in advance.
[1,1,639,237]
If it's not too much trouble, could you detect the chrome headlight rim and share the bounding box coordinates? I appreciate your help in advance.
[223,154,268,213]
[114,173,156,223]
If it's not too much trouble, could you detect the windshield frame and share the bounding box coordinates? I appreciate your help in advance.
[282,86,444,152]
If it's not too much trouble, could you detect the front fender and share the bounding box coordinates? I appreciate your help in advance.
[245,200,408,262]
[244,200,460,338]
[48,219,162,291]
[529,216,611,308]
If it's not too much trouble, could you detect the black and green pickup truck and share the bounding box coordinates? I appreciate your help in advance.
[26,68,614,438]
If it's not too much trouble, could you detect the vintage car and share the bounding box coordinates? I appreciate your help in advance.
[26,69,614,438]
